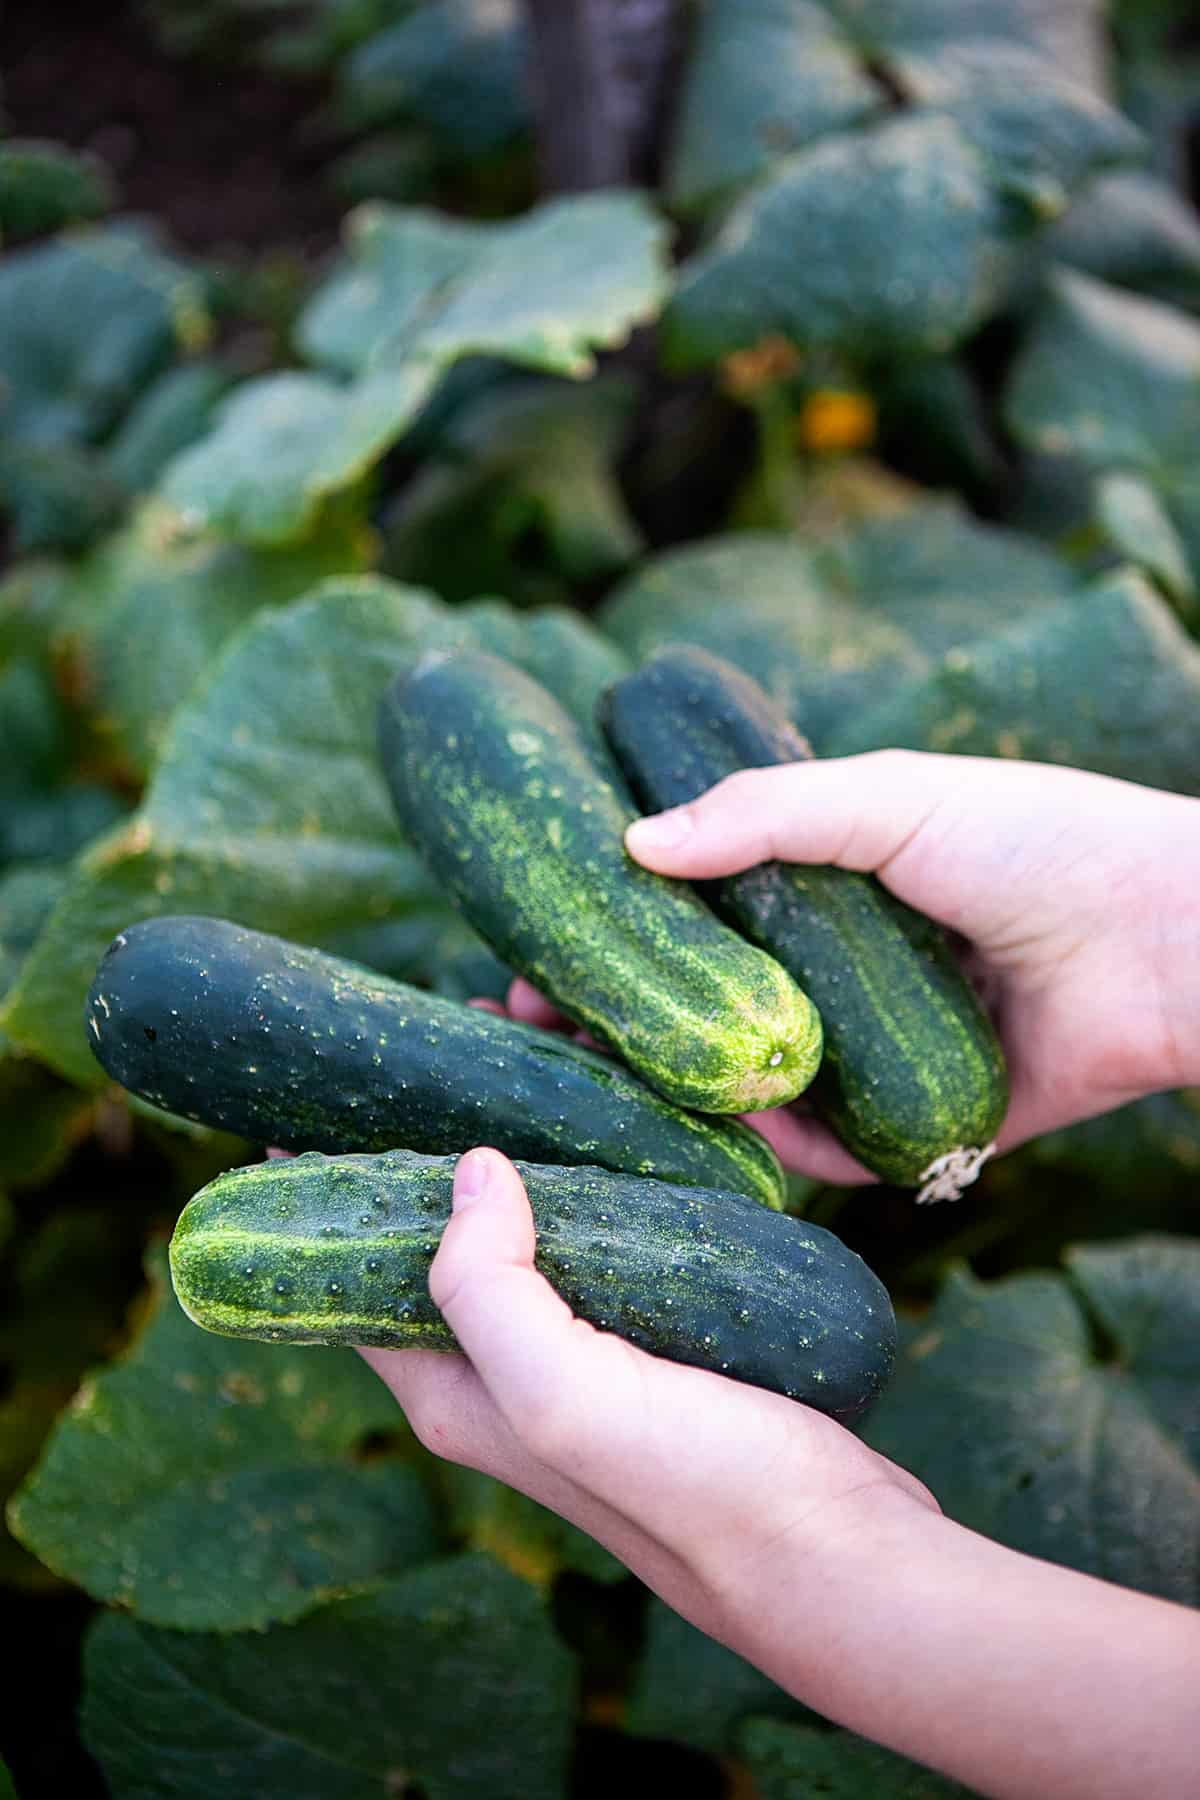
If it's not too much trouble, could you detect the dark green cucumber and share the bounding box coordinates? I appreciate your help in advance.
[86,915,785,1209]
[377,649,822,1114]
[169,1149,896,1421]
[600,648,1008,1198]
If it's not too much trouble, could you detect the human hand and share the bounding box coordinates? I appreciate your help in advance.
[606,752,1200,1183]
[364,1145,1200,1800]
[363,1145,935,1638]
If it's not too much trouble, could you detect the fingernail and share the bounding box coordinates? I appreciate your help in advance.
[626,808,693,852]
[454,1148,492,1204]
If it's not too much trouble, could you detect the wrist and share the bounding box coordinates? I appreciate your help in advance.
[1146,804,1200,1088]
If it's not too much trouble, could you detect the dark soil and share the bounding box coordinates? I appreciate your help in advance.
[4,0,347,257]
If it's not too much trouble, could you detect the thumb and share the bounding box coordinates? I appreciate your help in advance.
[429,1147,581,1422]
[623,750,949,882]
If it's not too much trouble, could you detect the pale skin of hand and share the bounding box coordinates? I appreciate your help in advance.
[361,754,1200,1797]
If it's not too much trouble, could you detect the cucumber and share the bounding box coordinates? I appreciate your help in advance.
[169,1149,896,1421]
[86,915,786,1210]
[600,647,1008,1199]
[377,649,822,1114]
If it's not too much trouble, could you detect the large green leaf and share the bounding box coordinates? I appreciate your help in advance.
[338,0,529,155]
[665,0,882,215]
[158,363,440,546]
[818,501,1079,654]
[60,499,370,775]
[599,505,1077,748]
[740,1717,972,1798]
[0,223,210,451]
[0,438,125,554]
[10,1258,437,1630]
[1006,270,1200,584]
[832,568,1200,795]
[103,361,232,496]
[83,1555,574,1800]
[863,1236,1200,1604]
[627,1598,811,1755]
[0,139,114,240]
[1042,169,1200,307]
[441,1466,624,1587]
[666,114,1011,364]
[890,43,1140,215]
[162,194,669,545]
[299,191,669,380]
[600,532,922,748]
[384,374,643,604]
[1025,1090,1200,1203]
[1,577,460,1086]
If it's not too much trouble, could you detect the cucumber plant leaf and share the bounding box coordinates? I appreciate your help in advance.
[440,1466,625,1588]
[667,114,1013,364]
[59,498,371,776]
[162,192,669,544]
[1,578,464,1087]
[862,1235,1200,1604]
[82,1555,575,1800]
[0,139,114,240]
[665,0,882,216]
[337,0,530,155]
[831,568,1200,795]
[740,1717,973,1799]
[0,222,210,451]
[627,1597,813,1755]
[9,1256,438,1631]
[1041,169,1200,308]
[1006,270,1200,587]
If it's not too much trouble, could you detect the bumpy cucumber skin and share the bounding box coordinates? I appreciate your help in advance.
[377,649,822,1114]
[169,1150,896,1422]
[85,916,786,1210]
[600,648,1008,1188]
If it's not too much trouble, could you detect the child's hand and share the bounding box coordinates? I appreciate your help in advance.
[363,1146,1200,1800]
[363,1146,935,1631]
[597,753,1200,1183]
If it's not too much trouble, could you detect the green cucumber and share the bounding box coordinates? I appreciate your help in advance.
[86,916,785,1209]
[600,648,1008,1198]
[377,649,822,1114]
[169,1149,896,1421]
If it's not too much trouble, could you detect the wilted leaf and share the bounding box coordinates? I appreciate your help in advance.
[61,498,370,774]
[863,1236,1200,1603]
[10,1258,437,1629]
[0,139,115,240]
[665,0,881,214]
[627,1598,811,1755]
[832,568,1200,795]
[83,1555,575,1800]
[0,223,210,451]
[666,114,1012,364]
[1,578,460,1086]
[740,1717,972,1799]
[339,0,529,155]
